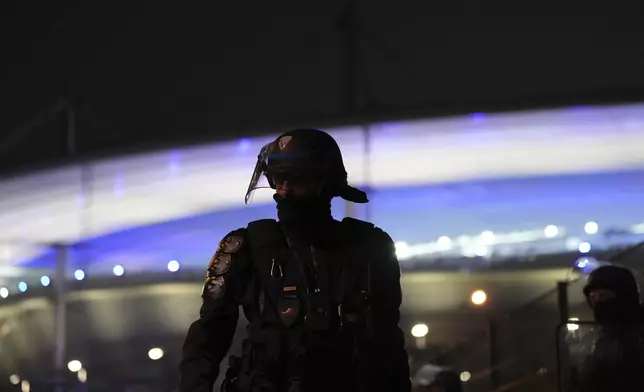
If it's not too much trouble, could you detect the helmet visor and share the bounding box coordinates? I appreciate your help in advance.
[244,142,275,204]
[244,136,368,204]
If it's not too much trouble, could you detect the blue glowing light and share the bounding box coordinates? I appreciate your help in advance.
[237,138,252,153]
[15,170,644,276]
[574,257,607,274]
[167,260,180,272]
[471,112,485,122]
[578,242,591,254]
[113,172,125,197]
[113,265,125,276]
[167,150,181,177]
[74,270,85,281]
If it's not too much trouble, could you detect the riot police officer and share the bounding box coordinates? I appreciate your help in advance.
[583,265,642,324]
[179,129,411,392]
[570,265,644,392]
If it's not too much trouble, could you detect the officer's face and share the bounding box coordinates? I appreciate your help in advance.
[588,288,617,307]
[274,171,324,198]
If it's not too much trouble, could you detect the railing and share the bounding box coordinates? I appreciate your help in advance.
[425,277,599,392]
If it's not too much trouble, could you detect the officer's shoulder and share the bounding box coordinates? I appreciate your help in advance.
[341,217,393,244]
[245,218,282,247]
[247,218,279,232]
[215,219,280,251]
[205,228,248,280]
[215,228,248,254]
[342,218,397,270]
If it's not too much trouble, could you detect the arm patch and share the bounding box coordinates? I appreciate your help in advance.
[220,235,243,253]
[202,232,244,302]
[207,252,231,275]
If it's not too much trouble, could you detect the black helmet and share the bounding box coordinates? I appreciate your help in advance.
[244,128,368,204]
[583,265,640,303]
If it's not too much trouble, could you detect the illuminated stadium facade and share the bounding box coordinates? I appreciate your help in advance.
[2,103,644,390]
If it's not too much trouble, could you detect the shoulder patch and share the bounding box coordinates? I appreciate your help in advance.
[202,230,245,302]
[220,234,243,253]
[202,275,226,301]
[207,252,231,275]
[205,231,244,276]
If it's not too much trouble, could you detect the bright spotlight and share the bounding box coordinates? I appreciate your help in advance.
[437,236,452,249]
[167,260,180,272]
[578,242,591,254]
[471,290,487,305]
[113,264,125,276]
[9,374,20,385]
[394,242,411,260]
[20,380,30,392]
[74,270,85,281]
[567,317,580,332]
[460,371,472,382]
[0,287,8,299]
[544,225,559,238]
[18,282,27,293]
[410,323,429,338]
[480,230,495,244]
[40,276,50,286]
[148,347,164,360]
[67,360,82,372]
[584,221,598,235]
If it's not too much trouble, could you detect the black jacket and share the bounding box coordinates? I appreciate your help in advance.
[179,218,411,392]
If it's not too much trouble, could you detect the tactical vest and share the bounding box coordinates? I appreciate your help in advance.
[237,217,377,392]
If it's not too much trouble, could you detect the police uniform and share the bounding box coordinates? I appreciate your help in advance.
[179,129,411,392]
[558,265,644,392]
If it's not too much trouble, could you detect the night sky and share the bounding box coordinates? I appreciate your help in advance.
[3,0,644,172]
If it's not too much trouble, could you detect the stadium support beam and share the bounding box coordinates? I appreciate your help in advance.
[557,281,569,324]
[488,317,499,390]
[53,244,69,392]
[362,124,372,222]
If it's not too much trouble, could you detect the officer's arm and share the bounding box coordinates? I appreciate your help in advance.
[370,229,412,392]
[179,229,250,392]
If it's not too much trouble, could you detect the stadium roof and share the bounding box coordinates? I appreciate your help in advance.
[2,103,644,268]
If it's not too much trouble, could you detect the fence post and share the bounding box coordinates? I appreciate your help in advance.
[557,282,569,325]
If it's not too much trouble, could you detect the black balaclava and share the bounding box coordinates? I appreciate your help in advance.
[583,265,641,324]
[274,193,334,244]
